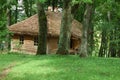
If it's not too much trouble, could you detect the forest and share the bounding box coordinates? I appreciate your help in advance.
[0,0,120,57]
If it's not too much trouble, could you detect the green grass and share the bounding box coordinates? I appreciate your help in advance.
[0,52,120,80]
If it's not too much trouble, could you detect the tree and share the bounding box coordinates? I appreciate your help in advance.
[51,0,58,11]
[36,1,47,55]
[98,25,108,57]
[78,3,93,57]
[23,0,36,17]
[107,1,120,57]
[87,1,95,56]
[0,0,15,51]
[94,0,120,57]
[14,0,18,23]
[6,5,12,50]
[56,0,73,55]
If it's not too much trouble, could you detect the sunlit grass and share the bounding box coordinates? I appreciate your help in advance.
[0,52,120,80]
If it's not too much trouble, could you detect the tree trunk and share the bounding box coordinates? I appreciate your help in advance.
[52,0,58,11]
[23,0,32,17]
[108,29,117,57]
[87,1,95,56]
[29,0,33,16]
[56,0,73,55]
[15,0,18,23]
[107,11,117,57]
[78,3,93,57]
[99,29,108,57]
[36,1,47,55]
[118,41,120,57]
[88,23,94,56]
[117,27,120,57]
[7,7,11,51]
[24,0,29,17]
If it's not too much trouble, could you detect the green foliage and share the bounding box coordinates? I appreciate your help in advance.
[72,0,92,4]
[73,3,85,22]
[0,54,120,80]
[92,0,120,57]
[0,13,8,42]
[6,0,17,5]
[81,0,92,3]
[36,0,47,3]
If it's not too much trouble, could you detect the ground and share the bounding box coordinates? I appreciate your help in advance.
[0,52,120,80]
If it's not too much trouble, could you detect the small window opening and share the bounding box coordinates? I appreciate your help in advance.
[34,37,38,46]
[19,35,24,44]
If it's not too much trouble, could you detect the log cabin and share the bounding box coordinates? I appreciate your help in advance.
[8,11,82,55]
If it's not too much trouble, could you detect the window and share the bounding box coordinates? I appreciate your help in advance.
[19,35,24,44]
[34,37,38,46]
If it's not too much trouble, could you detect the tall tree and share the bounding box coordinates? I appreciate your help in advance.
[97,0,120,57]
[6,0,13,51]
[15,0,18,23]
[0,1,8,50]
[36,1,47,55]
[56,0,73,55]
[87,1,95,56]
[52,0,58,11]
[108,11,117,57]
[98,25,108,57]
[78,3,93,57]
[23,0,35,17]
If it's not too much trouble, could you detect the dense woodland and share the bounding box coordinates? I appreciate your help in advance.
[0,0,120,57]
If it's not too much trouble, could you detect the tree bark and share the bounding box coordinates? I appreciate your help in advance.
[108,11,117,57]
[87,1,95,56]
[78,3,93,57]
[108,29,116,57]
[36,1,47,55]
[15,0,18,23]
[7,7,12,51]
[56,0,73,55]
[117,27,120,57]
[23,0,33,17]
[99,29,108,57]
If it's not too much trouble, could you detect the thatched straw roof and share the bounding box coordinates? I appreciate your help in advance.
[9,11,82,39]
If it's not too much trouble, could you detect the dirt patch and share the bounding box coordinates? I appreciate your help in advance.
[0,62,16,80]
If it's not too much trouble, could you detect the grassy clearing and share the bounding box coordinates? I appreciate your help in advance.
[0,52,120,80]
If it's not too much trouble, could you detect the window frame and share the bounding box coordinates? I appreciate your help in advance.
[34,36,38,46]
[19,35,24,44]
